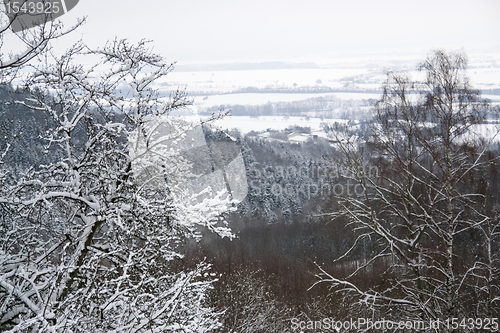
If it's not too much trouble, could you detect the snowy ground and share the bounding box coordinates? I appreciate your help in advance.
[182,115,332,135]
[188,92,380,109]
[162,53,500,137]
[157,53,500,119]
[34,51,492,136]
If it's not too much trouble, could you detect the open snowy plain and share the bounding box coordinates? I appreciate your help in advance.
[151,53,500,136]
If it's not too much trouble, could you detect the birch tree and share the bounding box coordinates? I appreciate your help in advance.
[314,50,500,329]
[0,39,235,332]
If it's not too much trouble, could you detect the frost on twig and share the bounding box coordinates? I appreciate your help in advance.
[0,39,238,332]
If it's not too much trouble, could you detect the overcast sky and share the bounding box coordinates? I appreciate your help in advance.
[47,0,500,64]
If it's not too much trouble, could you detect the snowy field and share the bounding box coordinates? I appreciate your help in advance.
[161,54,500,136]
[156,54,500,119]
[158,54,500,94]
[201,115,500,143]
[190,92,380,109]
[187,115,330,134]
[160,67,372,91]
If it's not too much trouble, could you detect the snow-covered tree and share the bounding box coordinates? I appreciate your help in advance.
[0,39,235,332]
[0,1,84,83]
[314,50,500,327]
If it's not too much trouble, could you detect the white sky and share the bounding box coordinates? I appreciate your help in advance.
[25,0,500,64]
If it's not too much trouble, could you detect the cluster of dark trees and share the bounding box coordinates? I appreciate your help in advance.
[200,95,373,119]
[185,51,500,331]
